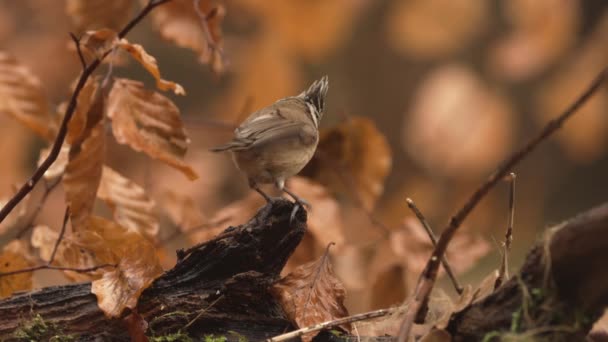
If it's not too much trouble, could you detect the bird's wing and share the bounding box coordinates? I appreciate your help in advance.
[210,113,315,152]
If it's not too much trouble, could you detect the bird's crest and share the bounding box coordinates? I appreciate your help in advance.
[298,75,329,123]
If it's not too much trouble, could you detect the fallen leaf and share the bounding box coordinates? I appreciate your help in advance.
[107,79,197,180]
[403,64,513,178]
[118,38,185,95]
[124,311,149,342]
[98,166,159,241]
[386,0,487,59]
[89,216,162,317]
[66,0,133,34]
[272,250,349,341]
[0,240,33,298]
[63,93,105,230]
[302,117,392,211]
[0,51,55,140]
[147,0,225,72]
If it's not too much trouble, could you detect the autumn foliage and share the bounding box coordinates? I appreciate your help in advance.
[0,0,607,341]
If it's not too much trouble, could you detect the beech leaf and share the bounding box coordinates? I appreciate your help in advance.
[0,240,33,299]
[98,166,159,241]
[0,52,55,140]
[271,250,349,339]
[302,116,391,211]
[118,39,185,95]
[107,79,197,180]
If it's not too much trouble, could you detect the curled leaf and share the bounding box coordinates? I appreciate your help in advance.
[79,29,119,59]
[302,116,391,211]
[98,166,159,241]
[147,0,225,72]
[0,51,55,140]
[88,216,162,317]
[118,39,185,95]
[272,251,349,339]
[63,92,106,230]
[107,79,197,180]
[0,240,33,298]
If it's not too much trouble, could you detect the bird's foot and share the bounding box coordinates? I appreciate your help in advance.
[282,188,311,224]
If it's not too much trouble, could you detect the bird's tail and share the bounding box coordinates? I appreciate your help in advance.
[298,75,329,118]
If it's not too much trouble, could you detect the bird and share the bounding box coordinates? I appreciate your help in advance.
[210,76,329,217]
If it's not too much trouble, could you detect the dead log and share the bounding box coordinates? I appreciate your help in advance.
[0,199,305,341]
[447,202,608,341]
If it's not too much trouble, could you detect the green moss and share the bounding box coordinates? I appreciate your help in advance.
[13,314,75,341]
[481,331,501,342]
[227,331,248,342]
[203,334,227,342]
[150,331,193,342]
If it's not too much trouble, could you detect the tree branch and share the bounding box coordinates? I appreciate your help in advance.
[397,66,608,341]
[0,0,174,225]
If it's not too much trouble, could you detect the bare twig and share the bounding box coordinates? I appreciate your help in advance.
[396,68,608,341]
[193,0,223,59]
[48,207,70,263]
[406,198,463,294]
[495,173,516,289]
[0,0,174,225]
[0,264,116,278]
[14,177,62,238]
[69,33,87,70]
[183,294,224,329]
[267,308,397,342]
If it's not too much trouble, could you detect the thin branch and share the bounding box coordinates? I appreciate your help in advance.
[14,177,62,238]
[396,67,608,342]
[183,294,224,329]
[193,0,223,59]
[48,207,70,263]
[495,172,516,289]
[0,264,116,278]
[0,0,174,225]
[69,33,87,70]
[406,198,463,294]
[267,308,398,342]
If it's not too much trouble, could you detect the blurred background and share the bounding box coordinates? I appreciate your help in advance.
[0,0,607,314]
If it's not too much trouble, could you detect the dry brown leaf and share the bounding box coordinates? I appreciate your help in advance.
[63,92,106,230]
[117,39,185,95]
[147,0,225,72]
[66,0,133,34]
[98,167,159,241]
[0,51,55,140]
[79,28,119,59]
[271,251,349,339]
[0,240,33,298]
[107,79,197,180]
[302,117,391,211]
[386,0,487,59]
[404,64,513,178]
[89,216,162,317]
[32,217,162,317]
[489,0,579,81]
[124,311,149,342]
[56,76,100,145]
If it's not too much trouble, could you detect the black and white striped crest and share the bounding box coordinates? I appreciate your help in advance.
[298,76,328,125]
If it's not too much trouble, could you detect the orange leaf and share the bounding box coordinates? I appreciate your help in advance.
[117,39,185,95]
[66,0,134,34]
[107,78,197,180]
[0,240,33,298]
[0,52,56,140]
[272,249,349,339]
[302,116,392,211]
[88,216,162,317]
[147,0,225,72]
[98,166,159,241]
[63,92,106,230]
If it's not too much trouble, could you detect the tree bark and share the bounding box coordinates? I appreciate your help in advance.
[0,199,305,341]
